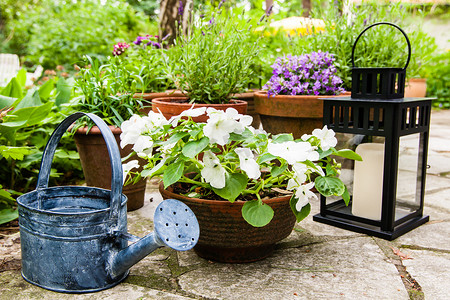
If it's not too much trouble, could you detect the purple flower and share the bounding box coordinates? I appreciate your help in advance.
[263,51,344,96]
[178,1,184,16]
[133,35,161,49]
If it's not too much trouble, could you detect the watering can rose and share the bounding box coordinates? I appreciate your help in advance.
[120,107,361,227]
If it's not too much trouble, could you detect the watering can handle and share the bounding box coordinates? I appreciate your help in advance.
[36,112,123,220]
[351,22,411,70]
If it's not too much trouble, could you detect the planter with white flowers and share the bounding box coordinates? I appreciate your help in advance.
[121,107,361,263]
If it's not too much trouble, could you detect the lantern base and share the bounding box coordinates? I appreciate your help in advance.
[313,213,429,241]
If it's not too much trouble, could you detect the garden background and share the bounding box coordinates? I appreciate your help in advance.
[0,0,449,224]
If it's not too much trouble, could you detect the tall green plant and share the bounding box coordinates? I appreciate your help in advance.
[166,6,261,104]
[74,56,144,128]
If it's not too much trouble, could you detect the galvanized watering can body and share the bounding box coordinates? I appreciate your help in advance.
[17,112,199,293]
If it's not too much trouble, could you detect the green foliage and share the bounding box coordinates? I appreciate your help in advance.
[2,0,152,69]
[166,6,261,103]
[255,1,438,91]
[113,37,174,93]
[423,50,450,109]
[74,55,144,128]
[0,73,83,224]
[242,199,274,227]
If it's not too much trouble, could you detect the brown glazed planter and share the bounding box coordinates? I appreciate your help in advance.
[74,126,147,211]
[151,97,248,123]
[134,90,185,115]
[404,78,427,98]
[254,91,347,139]
[159,182,296,263]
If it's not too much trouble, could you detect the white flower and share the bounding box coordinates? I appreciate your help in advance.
[235,147,261,179]
[132,135,153,157]
[291,163,308,183]
[312,125,337,151]
[203,108,243,145]
[146,111,169,128]
[122,160,139,183]
[287,181,317,211]
[168,105,207,126]
[200,150,226,189]
[268,141,319,165]
[120,115,147,148]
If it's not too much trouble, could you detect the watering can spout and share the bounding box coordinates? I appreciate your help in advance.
[109,199,200,278]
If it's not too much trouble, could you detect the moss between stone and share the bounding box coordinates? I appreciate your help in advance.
[124,274,175,292]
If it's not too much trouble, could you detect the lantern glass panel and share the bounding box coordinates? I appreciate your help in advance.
[329,133,387,222]
[395,133,422,220]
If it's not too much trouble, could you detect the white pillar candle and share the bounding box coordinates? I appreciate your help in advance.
[352,143,385,220]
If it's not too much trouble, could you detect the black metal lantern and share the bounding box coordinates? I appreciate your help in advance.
[351,22,411,99]
[313,23,435,240]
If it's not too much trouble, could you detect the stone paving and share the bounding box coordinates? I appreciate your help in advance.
[0,110,449,299]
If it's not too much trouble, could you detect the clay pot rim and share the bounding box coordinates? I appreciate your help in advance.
[254,90,348,99]
[151,97,248,107]
[407,78,427,83]
[159,181,292,207]
[133,90,185,99]
[74,125,122,135]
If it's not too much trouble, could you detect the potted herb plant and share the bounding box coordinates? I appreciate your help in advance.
[152,6,260,121]
[121,107,360,262]
[73,55,147,211]
[110,36,184,114]
[255,51,345,138]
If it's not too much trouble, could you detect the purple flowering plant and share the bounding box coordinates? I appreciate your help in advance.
[263,52,344,97]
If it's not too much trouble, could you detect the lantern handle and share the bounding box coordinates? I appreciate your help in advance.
[351,22,411,71]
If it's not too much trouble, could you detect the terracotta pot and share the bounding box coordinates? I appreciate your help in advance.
[159,182,295,263]
[404,78,427,98]
[134,90,185,115]
[151,97,248,123]
[74,126,147,211]
[254,91,346,139]
[232,90,261,128]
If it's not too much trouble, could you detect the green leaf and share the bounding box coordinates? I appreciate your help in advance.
[16,69,27,88]
[258,153,277,164]
[38,79,55,101]
[163,160,184,188]
[1,78,23,99]
[0,206,18,225]
[1,102,53,128]
[212,173,247,203]
[182,137,209,158]
[163,132,189,146]
[333,149,362,161]
[271,163,287,177]
[314,176,345,197]
[55,77,72,107]
[318,149,333,159]
[0,94,19,110]
[0,145,32,160]
[188,128,201,138]
[13,88,41,111]
[242,199,274,227]
[272,133,294,143]
[342,186,350,206]
[290,196,311,222]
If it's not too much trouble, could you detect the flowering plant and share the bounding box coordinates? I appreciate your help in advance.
[263,52,344,97]
[121,107,361,227]
[165,6,260,104]
[111,35,171,94]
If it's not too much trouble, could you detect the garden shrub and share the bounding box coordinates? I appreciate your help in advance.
[1,0,154,69]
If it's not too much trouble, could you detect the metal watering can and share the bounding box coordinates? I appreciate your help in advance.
[16,112,200,293]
